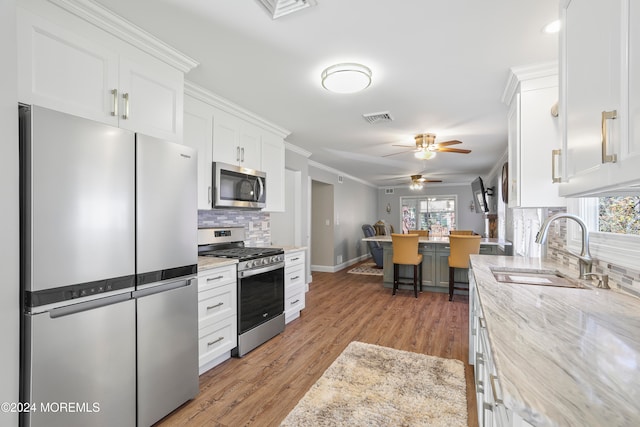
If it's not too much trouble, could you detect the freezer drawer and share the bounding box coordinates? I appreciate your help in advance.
[136,278,199,426]
[22,294,136,427]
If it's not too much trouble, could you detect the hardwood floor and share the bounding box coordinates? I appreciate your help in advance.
[157,261,479,427]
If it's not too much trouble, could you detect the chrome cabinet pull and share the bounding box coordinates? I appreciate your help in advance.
[241,147,245,162]
[207,337,224,346]
[206,275,224,282]
[479,317,486,329]
[291,299,300,305]
[290,276,300,281]
[110,89,118,116]
[490,374,504,405]
[236,146,240,162]
[206,302,224,310]
[601,110,617,163]
[208,186,212,205]
[122,93,130,120]
[551,149,562,183]
[290,257,300,262]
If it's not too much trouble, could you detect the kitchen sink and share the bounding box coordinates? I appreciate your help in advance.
[490,267,588,289]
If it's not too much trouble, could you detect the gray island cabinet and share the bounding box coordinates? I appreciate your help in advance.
[362,236,510,292]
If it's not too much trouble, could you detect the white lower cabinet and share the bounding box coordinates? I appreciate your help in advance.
[284,249,306,324]
[197,264,237,374]
[469,271,534,427]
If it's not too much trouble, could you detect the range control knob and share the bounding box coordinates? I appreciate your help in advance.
[245,262,252,269]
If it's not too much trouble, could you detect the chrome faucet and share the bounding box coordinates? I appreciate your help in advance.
[535,213,593,279]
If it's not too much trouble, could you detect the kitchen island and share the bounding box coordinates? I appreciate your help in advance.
[469,255,640,427]
[362,235,511,292]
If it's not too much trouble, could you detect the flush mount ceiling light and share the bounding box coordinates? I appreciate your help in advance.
[321,63,372,94]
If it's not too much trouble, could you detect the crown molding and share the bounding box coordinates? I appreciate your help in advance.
[308,160,377,188]
[47,0,199,73]
[185,80,291,139]
[502,61,558,105]
[285,142,311,158]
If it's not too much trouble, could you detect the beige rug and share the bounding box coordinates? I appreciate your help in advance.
[280,341,467,427]
[347,262,383,276]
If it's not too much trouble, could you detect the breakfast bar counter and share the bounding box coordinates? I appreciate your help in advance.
[362,236,511,291]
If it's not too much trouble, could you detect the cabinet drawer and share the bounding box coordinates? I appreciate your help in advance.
[285,251,304,266]
[285,264,305,288]
[198,264,236,292]
[198,283,236,329]
[198,317,237,366]
[285,284,305,313]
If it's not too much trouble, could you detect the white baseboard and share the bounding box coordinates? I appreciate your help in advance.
[311,254,371,273]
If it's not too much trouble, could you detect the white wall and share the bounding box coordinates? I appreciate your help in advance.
[1,1,20,426]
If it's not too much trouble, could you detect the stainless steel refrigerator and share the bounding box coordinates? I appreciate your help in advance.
[20,105,198,427]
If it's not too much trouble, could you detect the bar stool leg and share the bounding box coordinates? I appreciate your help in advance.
[449,266,455,301]
[413,265,418,298]
[393,263,398,296]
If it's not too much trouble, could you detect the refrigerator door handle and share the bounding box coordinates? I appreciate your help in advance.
[49,292,132,318]
[133,277,196,299]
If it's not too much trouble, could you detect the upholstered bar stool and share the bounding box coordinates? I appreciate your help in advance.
[391,234,423,298]
[448,235,481,301]
[408,229,429,237]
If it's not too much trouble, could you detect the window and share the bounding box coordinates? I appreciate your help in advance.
[567,197,640,269]
[400,196,456,234]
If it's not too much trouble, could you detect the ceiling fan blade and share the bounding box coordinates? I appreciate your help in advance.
[434,147,471,154]
[422,179,442,183]
[382,149,414,157]
[434,139,462,147]
[391,144,414,148]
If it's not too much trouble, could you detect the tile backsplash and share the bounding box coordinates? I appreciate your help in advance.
[198,210,271,246]
[544,209,640,297]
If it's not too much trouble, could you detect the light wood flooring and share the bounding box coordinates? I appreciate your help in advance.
[157,261,478,427]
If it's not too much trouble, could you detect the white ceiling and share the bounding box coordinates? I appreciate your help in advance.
[96,0,560,188]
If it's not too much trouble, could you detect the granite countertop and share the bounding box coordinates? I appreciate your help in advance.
[363,236,511,246]
[470,254,640,427]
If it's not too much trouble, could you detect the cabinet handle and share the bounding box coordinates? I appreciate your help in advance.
[207,336,224,346]
[122,93,130,120]
[490,374,504,405]
[206,302,224,310]
[206,275,224,282]
[236,146,240,162]
[601,110,617,163]
[290,276,300,281]
[241,147,245,162]
[290,257,300,262]
[479,317,486,329]
[551,149,562,183]
[291,299,300,305]
[110,89,118,116]
[208,186,212,205]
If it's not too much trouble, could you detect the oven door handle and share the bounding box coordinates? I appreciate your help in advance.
[238,262,285,278]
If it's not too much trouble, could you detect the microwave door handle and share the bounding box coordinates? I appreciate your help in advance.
[256,177,264,201]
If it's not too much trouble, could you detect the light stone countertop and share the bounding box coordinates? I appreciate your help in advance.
[197,256,237,272]
[363,236,511,246]
[470,254,640,427]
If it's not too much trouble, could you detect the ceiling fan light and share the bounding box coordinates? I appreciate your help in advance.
[414,150,436,160]
[321,63,372,94]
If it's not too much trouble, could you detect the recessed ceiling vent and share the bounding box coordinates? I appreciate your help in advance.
[257,0,317,19]
[362,111,393,124]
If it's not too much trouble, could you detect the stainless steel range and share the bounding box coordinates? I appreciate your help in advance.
[198,227,285,357]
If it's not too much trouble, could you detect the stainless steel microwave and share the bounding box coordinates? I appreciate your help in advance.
[213,162,266,209]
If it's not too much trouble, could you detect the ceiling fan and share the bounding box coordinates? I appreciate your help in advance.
[409,174,442,190]
[384,133,471,159]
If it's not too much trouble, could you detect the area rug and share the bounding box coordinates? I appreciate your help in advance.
[280,341,467,427]
[347,262,383,276]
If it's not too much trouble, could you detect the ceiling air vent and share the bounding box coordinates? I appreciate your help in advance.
[362,111,393,124]
[256,0,317,19]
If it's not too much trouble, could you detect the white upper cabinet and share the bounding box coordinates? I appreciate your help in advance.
[559,0,640,196]
[261,132,285,212]
[212,110,261,169]
[184,82,290,211]
[183,96,214,209]
[502,63,565,207]
[17,1,195,142]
